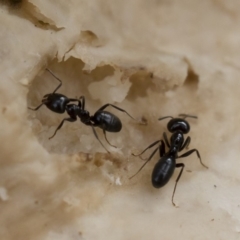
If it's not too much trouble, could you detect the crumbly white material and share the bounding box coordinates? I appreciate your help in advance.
[1,0,240,239]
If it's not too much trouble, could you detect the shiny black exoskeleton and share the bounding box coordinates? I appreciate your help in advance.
[130,114,208,206]
[28,69,136,152]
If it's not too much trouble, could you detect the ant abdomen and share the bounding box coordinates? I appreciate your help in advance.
[94,111,122,132]
[152,156,175,188]
[44,94,70,114]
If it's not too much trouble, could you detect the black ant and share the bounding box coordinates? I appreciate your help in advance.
[130,114,208,206]
[28,69,136,152]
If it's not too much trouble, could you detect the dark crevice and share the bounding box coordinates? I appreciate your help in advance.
[0,0,23,8]
[183,60,199,90]
[4,0,64,31]
[86,65,115,81]
[184,69,199,87]
[126,70,155,101]
[80,31,100,46]
[63,42,79,62]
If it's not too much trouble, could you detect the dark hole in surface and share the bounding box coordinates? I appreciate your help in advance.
[184,68,199,91]
[127,70,155,100]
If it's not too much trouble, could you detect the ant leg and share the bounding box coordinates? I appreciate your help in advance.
[159,140,166,157]
[49,117,76,139]
[91,126,110,153]
[69,96,85,109]
[129,146,159,179]
[158,116,173,121]
[103,130,117,148]
[28,103,45,111]
[180,136,191,151]
[172,163,185,207]
[46,69,62,94]
[178,114,197,119]
[139,140,165,160]
[163,132,170,148]
[68,96,85,109]
[178,149,208,169]
[96,104,136,120]
[132,140,161,157]
[79,96,85,109]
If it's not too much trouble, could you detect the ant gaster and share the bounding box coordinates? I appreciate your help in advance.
[130,114,208,206]
[28,69,136,152]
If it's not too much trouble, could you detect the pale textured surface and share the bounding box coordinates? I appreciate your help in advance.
[1,1,240,240]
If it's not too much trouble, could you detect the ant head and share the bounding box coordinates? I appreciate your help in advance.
[80,109,89,116]
[79,109,90,122]
[167,118,190,134]
[170,131,184,150]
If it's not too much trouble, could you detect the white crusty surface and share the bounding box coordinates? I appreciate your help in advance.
[1,1,240,239]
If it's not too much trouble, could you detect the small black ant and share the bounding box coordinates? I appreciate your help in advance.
[130,114,208,206]
[28,69,136,152]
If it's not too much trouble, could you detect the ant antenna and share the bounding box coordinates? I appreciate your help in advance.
[178,114,197,119]
[158,116,173,121]
[46,68,63,93]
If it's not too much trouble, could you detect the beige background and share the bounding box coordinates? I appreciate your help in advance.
[1,0,240,239]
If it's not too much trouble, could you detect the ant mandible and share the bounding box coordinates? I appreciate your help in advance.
[28,69,136,152]
[130,114,208,206]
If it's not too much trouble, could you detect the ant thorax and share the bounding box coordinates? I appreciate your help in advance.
[63,104,77,118]
[170,131,184,150]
